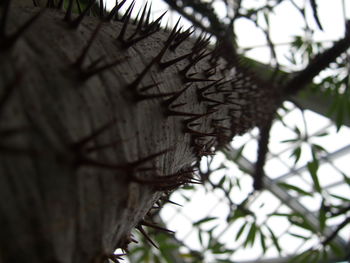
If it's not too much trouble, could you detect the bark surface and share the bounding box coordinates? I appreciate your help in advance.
[0,4,279,263]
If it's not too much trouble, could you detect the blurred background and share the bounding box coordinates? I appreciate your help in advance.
[104,0,350,262]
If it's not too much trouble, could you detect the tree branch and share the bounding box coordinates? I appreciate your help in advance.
[284,21,350,96]
[322,216,350,246]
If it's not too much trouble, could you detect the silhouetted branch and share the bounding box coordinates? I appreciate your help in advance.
[253,116,273,190]
[322,216,350,246]
[284,20,350,96]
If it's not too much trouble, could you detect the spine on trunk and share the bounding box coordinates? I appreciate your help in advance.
[0,1,279,262]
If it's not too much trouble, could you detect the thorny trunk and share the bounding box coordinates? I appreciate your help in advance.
[0,3,279,263]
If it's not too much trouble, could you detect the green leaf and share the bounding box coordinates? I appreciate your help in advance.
[154,254,161,263]
[198,230,203,246]
[290,146,301,164]
[288,214,316,233]
[217,259,235,263]
[291,35,303,49]
[243,222,257,248]
[228,207,251,222]
[307,161,321,193]
[301,251,314,263]
[311,143,327,153]
[319,201,327,232]
[266,226,281,254]
[288,232,309,240]
[330,193,350,202]
[342,172,350,186]
[235,222,247,241]
[277,182,312,196]
[315,132,328,137]
[259,229,267,254]
[233,144,245,162]
[328,241,345,257]
[321,248,329,261]
[181,194,191,202]
[269,212,291,217]
[218,175,226,188]
[193,217,217,226]
[235,177,241,190]
[294,126,301,136]
[280,138,298,143]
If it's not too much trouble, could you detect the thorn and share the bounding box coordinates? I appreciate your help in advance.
[122,28,158,48]
[132,6,142,26]
[130,236,138,243]
[0,0,11,38]
[179,50,213,77]
[154,182,187,191]
[203,63,218,77]
[127,27,175,91]
[162,84,191,107]
[192,33,212,53]
[159,52,192,69]
[57,0,64,10]
[69,0,95,28]
[136,225,159,249]
[131,148,171,168]
[188,122,201,128]
[135,91,177,101]
[134,2,149,34]
[106,0,128,21]
[183,109,218,125]
[139,82,161,92]
[166,199,182,207]
[0,73,21,117]
[143,11,166,34]
[144,2,152,26]
[84,135,134,153]
[206,103,221,111]
[170,27,195,51]
[121,11,167,48]
[169,102,186,109]
[75,0,82,14]
[197,91,225,104]
[73,23,102,69]
[99,0,105,18]
[80,57,125,80]
[197,78,224,94]
[71,119,116,151]
[106,253,126,263]
[212,125,231,131]
[0,8,43,49]
[117,0,135,41]
[163,17,181,46]
[64,0,74,22]
[212,117,231,123]
[81,148,169,172]
[0,126,31,137]
[166,109,205,118]
[184,77,216,83]
[46,0,55,8]
[140,220,175,234]
[78,148,171,171]
[127,58,156,91]
[184,127,217,137]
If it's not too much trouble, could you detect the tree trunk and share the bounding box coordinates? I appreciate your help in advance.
[0,4,279,263]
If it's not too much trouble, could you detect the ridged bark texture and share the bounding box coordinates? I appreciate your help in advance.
[0,5,279,263]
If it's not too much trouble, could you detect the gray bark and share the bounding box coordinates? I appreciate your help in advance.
[0,4,279,263]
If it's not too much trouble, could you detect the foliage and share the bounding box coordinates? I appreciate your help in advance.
[123,0,350,262]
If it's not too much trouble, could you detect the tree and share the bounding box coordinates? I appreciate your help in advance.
[128,1,350,262]
[0,0,349,263]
